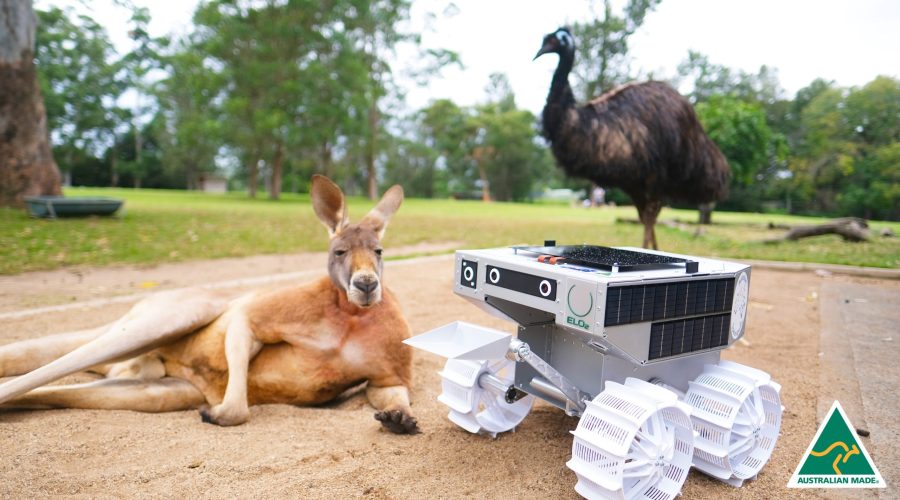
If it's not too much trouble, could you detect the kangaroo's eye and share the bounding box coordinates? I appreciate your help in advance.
[375,248,383,256]
[334,249,347,257]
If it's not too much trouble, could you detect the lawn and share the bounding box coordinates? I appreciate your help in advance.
[1,187,898,275]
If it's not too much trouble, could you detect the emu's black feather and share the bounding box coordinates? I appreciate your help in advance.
[536,28,730,248]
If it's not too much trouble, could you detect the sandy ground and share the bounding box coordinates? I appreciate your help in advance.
[0,248,897,499]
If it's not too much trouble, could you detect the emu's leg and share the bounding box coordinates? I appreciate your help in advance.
[0,377,206,412]
[367,384,419,434]
[642,201,663,250]
[0,288,227,405]
[0,327,105,377]
[635,202,651,249]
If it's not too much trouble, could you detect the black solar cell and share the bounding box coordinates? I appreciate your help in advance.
[648,312,731,360]
[605,277,737,327]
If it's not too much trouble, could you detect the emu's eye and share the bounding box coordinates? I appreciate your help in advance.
[334,249,347,257]
[374,248,383,257]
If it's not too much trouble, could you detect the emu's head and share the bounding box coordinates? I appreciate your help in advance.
[534,27,575,60]
[311,175,404,308]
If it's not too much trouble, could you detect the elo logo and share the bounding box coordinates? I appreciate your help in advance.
[567,316,590,329]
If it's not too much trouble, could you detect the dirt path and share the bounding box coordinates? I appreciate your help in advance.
[1,251,896,499]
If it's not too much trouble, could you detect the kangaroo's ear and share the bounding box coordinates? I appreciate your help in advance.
[311,175,349,237]
[361,184,404,239]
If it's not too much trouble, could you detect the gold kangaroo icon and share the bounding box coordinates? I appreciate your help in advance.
[810,441,860,475]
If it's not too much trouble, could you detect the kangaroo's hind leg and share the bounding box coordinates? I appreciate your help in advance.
[0,377,206,412]
[0,288,228,405]
[0,327,105,377]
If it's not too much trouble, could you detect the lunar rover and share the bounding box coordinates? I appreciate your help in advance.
[405,243,783,499]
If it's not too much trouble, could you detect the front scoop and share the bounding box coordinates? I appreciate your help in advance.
[403,321,513,360]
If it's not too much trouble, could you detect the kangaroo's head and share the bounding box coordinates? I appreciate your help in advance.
[311,175,404,308]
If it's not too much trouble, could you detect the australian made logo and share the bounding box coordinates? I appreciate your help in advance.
[787,401,885,488]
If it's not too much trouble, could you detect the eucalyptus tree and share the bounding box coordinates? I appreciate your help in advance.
[0,0,61,206]
[155,45,224,189]
[33,5,128,183]
[193,0,370,199]
[116,7,169,187]
[570,0,661,100]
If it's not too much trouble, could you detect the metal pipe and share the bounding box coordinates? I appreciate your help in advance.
[507,338,588,414]
[529,376,568,404]
[478,372,510,396]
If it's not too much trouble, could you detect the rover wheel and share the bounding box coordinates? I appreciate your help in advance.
[685,360,783,486]
[437,357,534,437]
[567,378,694,500]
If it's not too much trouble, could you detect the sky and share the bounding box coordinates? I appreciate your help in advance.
[39,0,900,116]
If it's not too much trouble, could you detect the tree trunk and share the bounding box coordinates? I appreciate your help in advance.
[320,140,333,179]
[478,164,491,202]
[366,99,378,200]
[0,0,61,208]
[269,142,283,200]
[247,155,258,198]
[110,150,118,187]
[698,202,715,225]
[133,120,143,189]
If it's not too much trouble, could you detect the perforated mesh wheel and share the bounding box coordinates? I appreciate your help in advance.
[437,358,534,437]
[567,378,694,500]
[685,360,783,486]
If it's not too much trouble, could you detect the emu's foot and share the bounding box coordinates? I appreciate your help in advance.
[374,409,419,434]
[199,403,249,427]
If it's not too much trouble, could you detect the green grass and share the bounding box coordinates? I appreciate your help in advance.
[1,187,898,275]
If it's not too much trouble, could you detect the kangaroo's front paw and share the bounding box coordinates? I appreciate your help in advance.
[199,403,249,426]
[374,409,419,434]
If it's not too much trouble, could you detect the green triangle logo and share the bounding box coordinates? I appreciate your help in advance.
[787,401,885,488]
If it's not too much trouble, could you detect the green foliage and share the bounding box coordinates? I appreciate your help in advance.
[29,3,898,223]
[677,47,898,220]
[677,51,783,106]
[393,76,554,201]
[571,0,661,99]
[788,76,900,218]
[34,6,128,162]
[695,95,788,211]
[696,96,770,186]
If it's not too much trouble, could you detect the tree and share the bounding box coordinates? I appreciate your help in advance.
[34,5,127,186]
[155,47,223,189]
[119,6,169,188]
[469,74,551,201]
[571,0,661,100]
[695,95,779,212]
[193,0,378,200]
[0,0,61,207]
[677,51,783,106]
[417,98,476,197]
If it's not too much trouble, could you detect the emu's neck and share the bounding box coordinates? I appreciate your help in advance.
[543,48,577,140]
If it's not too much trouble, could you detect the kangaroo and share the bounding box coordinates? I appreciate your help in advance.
[0,175,418,434]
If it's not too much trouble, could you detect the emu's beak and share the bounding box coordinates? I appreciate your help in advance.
[533,45,550,60]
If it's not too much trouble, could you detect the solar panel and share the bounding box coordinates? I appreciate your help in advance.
[514,245,694,272]
[605,278,735,326]
[648,313,732,360]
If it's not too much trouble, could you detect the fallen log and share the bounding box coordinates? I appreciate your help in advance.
[766,217,870,243]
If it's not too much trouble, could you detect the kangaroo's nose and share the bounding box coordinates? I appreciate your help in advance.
[353,277,378,293]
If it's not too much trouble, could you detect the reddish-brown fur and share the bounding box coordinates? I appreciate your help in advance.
[0,175,418,434]
[158,277,411,406]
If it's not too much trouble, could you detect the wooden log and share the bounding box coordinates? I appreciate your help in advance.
[767,218,870,243]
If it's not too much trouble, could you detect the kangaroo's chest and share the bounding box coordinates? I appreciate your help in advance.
[246,314,388,404]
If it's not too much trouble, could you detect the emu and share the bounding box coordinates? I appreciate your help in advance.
[0,175,419,434]
[535,27,730,249]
